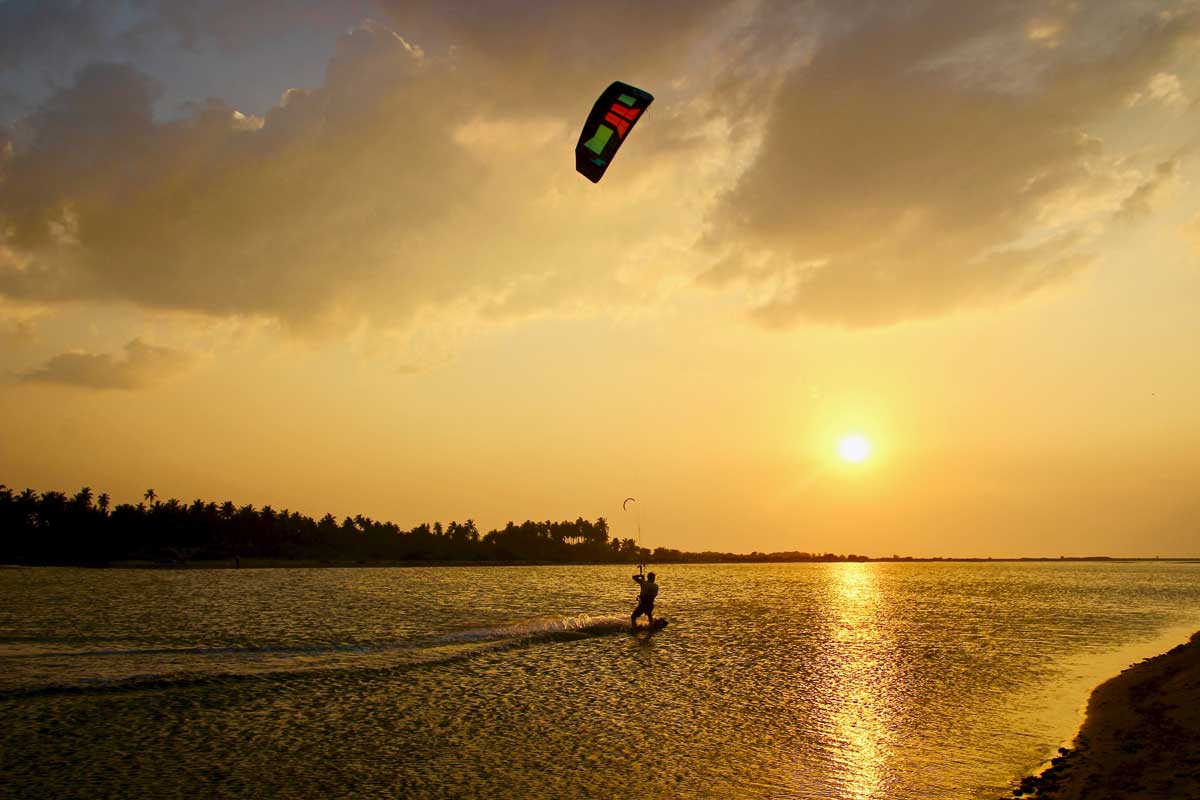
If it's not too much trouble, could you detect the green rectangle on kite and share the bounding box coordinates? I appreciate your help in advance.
[617,93,637,106]
[584,125,615,155]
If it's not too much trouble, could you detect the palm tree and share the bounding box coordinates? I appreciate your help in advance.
[144,488,157,506]
[74,486,93,510]
[38,491,68,527]
[97,493,110,514]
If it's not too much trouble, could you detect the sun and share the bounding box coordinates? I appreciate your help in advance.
[837,434,872,464]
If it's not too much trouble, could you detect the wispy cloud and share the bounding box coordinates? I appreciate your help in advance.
[19,337,194,389]
[1115,159,1182,223]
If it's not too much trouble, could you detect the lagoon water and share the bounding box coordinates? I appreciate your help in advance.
[3,562,1199,799]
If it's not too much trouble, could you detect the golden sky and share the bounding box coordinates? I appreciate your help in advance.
[1,0,1198,557]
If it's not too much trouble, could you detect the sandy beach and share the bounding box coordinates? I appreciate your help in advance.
[1011,631,1200,799]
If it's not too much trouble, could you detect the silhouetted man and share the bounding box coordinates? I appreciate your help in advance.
[631,570,658,630]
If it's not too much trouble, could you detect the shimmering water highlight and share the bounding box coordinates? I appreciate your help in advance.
[2,562,1198,799]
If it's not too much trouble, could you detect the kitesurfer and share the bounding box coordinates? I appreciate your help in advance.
[631,569,658,630]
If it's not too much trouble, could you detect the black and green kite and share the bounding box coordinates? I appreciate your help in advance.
[575,81,654,183]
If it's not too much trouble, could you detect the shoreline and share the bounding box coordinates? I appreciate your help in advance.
[3,557,1198,571]
[1008,630,1200,798]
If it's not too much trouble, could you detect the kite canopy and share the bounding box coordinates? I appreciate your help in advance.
[623,497,636,510]
[575,82,654,183]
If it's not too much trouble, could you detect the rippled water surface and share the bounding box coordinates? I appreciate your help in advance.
[3,562,1199,799]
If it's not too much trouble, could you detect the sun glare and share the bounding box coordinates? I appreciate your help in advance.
[837,434,872,464]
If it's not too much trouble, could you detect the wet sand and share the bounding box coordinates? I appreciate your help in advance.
[1010,631,1200,799]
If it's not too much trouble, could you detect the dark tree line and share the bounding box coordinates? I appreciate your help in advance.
[0,484,868,566]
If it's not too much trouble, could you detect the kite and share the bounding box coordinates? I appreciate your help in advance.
[575,82,654,183]
[623,497,636,511]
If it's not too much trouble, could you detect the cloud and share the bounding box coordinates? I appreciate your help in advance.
[1026,17,1066,49]
[701,1,1200,327]
[1126,71,1188,108]
[0,8,740,336]
[18,337,194,390]
[1115,158,1182,223]
[0,1,380,128]
[0,1,1196,339]
[0,296,44,348]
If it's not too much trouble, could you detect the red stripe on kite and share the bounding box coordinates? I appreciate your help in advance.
[608,103,641,122]
[604,112,630,137]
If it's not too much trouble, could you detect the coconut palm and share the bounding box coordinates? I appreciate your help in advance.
[74,486,93,510]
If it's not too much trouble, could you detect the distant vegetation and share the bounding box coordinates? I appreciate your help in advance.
[0,485,871,566]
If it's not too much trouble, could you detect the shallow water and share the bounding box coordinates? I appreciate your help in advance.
[2,562,1199,799]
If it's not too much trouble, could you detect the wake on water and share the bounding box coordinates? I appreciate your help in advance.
[0,613,633,699]
[430,613,631,645]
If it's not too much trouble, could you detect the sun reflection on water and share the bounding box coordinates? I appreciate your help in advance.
[827,562,895,800]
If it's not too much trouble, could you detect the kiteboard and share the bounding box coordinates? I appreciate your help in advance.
[632,618,669,633]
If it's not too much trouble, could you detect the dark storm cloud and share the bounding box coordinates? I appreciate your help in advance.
[18,337,193,389]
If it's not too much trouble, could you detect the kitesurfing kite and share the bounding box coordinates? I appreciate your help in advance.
[575,82,654,183]
[623,497,636,511]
